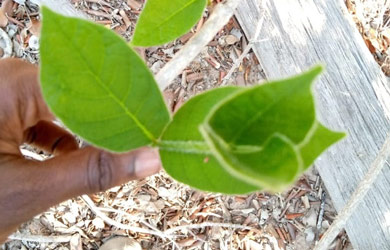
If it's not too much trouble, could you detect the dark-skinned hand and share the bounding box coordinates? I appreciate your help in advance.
[0,58,161,243]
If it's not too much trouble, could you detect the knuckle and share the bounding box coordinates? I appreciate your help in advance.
[86,150,115,193]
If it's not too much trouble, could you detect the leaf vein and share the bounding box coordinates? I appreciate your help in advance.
[55,19,156,142]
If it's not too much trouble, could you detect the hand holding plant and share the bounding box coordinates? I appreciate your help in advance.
[39,1,345,195]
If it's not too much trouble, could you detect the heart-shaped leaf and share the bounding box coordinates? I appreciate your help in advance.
[201,66,345,191]
[132,0,207,47]
[40,7,170,152]
[159,87,259,194]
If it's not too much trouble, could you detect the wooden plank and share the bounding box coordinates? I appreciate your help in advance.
[235,0,390,249]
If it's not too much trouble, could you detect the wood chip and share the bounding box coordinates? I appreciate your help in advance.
[173,97,184,113]
[0,0,10,29]
[92,217,105,229]
[208,40,218,46]
[287,222,296,240]
[85,0,111,7]
[301,195,310,209]
[365,38,377,53]
[1,0,13,16]
[218,71,226,83]
[86,9,111,19]
[205,55,221,69]
[345,0,355,13]
[275,225,285,242]
[96,20,112,24]
[186,72,203,82]
[6,15,23,27]
[195,17,204,33]
[282,226,290,243]
[235,73,245,86]
[180,32,193,44]
[225,34,239,45]
[127,0,142,10]
[177,237,197,247]
[0,11,7,28]
[70,234,82,250]
[295,189,308,198]
[119,9,131,28]
[27,18,41,36]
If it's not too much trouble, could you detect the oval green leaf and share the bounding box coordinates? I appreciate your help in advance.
[40,7,170,152]
[132,0,207,47]
[159,87,259,194]
[201,66,346,191]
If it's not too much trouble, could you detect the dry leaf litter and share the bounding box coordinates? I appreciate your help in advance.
[0,0,354,249]
[346,0,390,75]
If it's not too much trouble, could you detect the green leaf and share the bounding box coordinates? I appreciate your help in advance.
[132,0,207,47]
[159,87,259,194]
[201,66,345,191]
[206,67,322,147]
[200,126,302,191]
[299,121,346,169]
[40,7,170,152]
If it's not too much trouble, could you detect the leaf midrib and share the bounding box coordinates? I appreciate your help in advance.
[55,19,156,142]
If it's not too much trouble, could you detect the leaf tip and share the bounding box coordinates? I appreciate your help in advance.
[303,64,324,86]
[334,130,347,141]
[310,64,324,75]
[41,5,53,16]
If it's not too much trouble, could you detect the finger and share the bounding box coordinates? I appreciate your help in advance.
[23,120,79,155]
[0,58,54,128]
[0,58,54,155]
[0,147,161,240]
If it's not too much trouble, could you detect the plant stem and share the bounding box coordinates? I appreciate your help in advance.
[156,0,241,90]
[314,134,390,250]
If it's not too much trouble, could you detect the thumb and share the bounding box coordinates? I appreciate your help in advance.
[0,147,160,241]
[67,146,161,194]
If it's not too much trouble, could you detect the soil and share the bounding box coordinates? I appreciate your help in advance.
[0,0,354,249]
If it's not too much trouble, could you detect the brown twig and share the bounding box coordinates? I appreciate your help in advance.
[315,191,326,241]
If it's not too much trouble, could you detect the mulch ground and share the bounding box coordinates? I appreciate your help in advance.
[346,0,390,76]
[0,0,356,249]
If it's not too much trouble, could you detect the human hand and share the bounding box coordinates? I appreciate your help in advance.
[0,58,161,242]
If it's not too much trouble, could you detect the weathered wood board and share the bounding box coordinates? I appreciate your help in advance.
[235,0,390,249]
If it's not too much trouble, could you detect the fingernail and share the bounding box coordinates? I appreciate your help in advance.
[134,149,161,178]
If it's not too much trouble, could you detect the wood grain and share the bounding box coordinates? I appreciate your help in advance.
[235,0,390,248]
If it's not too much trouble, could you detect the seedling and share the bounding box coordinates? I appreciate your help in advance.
[39,1,345,195]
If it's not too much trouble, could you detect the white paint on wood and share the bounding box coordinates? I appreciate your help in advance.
[235,0,390,249]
